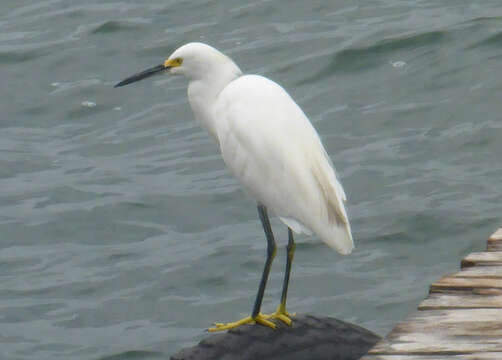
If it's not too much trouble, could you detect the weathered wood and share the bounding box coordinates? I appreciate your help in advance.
[366,308,502,354]
[430,276,502,293]
[170,314,380,360]
[461,251,502,268]
[451,266,502,278]
[362,228,502,359]
[419,293,502,310]
[489,228,502,241]
[487,240,502,251]
[487,228,502,251]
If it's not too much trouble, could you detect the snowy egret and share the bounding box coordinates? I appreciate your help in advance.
[115,42,353,331]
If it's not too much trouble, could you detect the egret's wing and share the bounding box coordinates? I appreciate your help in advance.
[216,75,352,254]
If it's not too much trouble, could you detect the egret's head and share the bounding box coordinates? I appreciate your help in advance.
[114,42,241,87]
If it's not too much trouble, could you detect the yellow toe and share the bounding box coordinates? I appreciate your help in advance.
[254,314,277,329]
[208,313,277,332]
[263,305,295,326]
[274,313,293,326]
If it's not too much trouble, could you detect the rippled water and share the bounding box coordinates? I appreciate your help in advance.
[2,1,502,359]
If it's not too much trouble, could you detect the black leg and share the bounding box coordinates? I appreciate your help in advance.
[279,228,296,309]
[252,203,277,318]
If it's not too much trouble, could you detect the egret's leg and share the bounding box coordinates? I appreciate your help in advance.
[209,204,277,332]
[264,228,296,326]
[252,204,277,318]
[280,228,296,312]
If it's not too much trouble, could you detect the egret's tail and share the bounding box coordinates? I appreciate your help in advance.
[307,146,354,255]
[280,215,353,255]
[320,221,354,255]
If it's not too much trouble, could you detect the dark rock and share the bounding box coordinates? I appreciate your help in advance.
[170,314,380,360]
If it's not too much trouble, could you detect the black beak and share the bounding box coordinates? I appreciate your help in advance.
[114,64,167,88]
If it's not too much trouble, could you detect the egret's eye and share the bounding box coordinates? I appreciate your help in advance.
[173,58,183,66]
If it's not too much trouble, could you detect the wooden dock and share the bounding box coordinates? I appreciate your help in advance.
[362,228,502,360]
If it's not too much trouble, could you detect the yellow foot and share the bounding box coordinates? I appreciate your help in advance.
[208,313,276,332]
[263,305,295,326]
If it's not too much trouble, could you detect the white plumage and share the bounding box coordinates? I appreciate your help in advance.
[115,42,353,331]
[220,74,352,254]
[170,43,353,255]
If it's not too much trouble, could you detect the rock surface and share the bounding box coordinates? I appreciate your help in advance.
[170,314,380,360]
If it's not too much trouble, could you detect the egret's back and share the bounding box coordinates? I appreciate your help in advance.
[215,75,353,255]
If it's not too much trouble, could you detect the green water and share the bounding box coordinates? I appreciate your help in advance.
[1,1,502,359]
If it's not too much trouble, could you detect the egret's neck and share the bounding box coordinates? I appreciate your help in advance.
[187,63,241,140]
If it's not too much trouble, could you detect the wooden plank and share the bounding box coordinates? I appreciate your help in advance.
[487,240,502,251]
[487,228,502,251]
[489,228,502,240]
[461,251,502,268]
[366,308,502,355]
[451,266,502,278]
[361,229,502,359]
[418,293,502,310]
[430,276,502,293]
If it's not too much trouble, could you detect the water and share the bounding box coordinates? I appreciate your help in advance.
[2,1,502,359]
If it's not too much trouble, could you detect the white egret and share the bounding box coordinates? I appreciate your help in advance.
[115,42,353,332]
